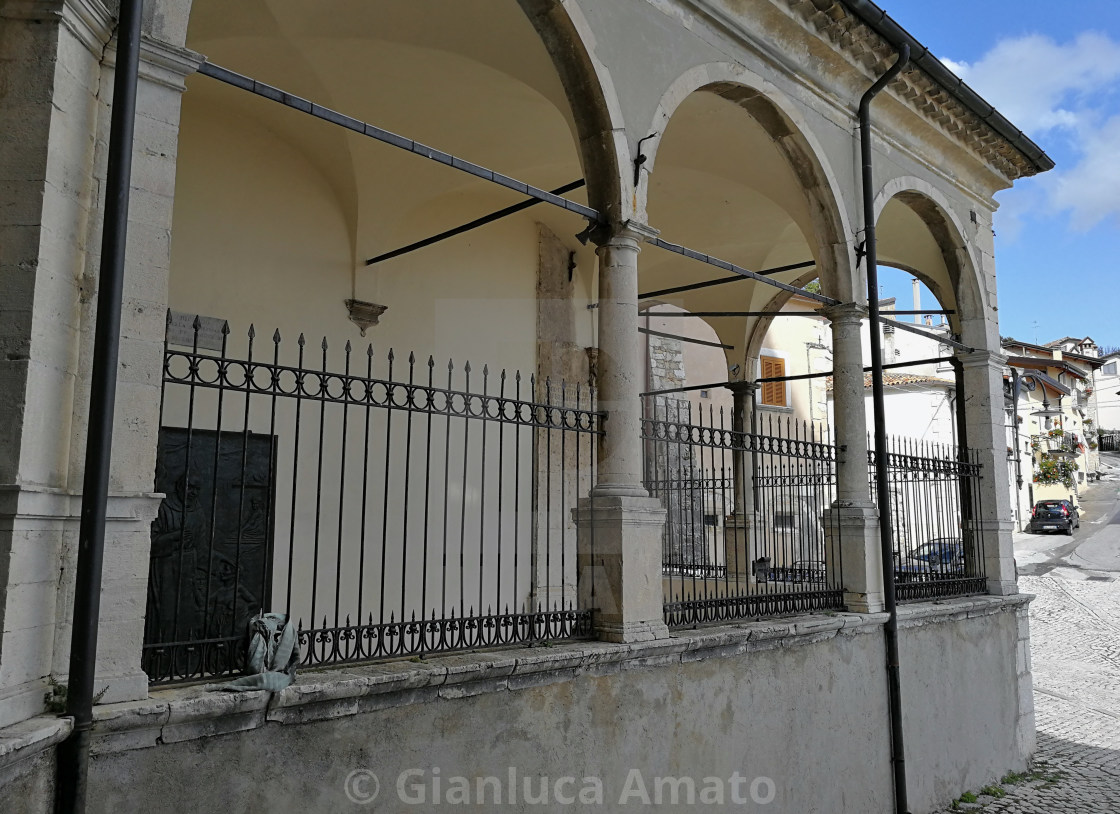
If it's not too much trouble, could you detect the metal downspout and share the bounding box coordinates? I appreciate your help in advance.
[55,1,145,811]
[859,43,911,814]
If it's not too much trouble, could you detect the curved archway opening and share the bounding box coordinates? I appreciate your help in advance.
[640,81,849,377]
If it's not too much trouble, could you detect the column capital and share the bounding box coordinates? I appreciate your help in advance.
[819,302,867,325]
[956,348,1008,371]
[104,34,205,92]
[593,220,660,250]
[726,380,759,396]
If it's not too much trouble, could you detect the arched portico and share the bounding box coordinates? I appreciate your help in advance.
[874,180,1017,595]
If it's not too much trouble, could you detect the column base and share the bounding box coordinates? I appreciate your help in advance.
[723,513,757,581]
[594,619,670,643]
[974,518,1017,594]
[824,501,885,614]
[575,494,669,642]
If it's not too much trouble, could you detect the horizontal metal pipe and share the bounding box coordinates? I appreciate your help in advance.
[366,179,585,265]
[886,309,954,316]
[198,62,602,223]
[642,311,826,318]
[880,316,971,352]
[639,356,953,396]
[639,260,816,299]
[648,237,837,305]
[638,326,734,350]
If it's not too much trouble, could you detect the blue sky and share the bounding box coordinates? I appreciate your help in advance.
[876,1,1120,347]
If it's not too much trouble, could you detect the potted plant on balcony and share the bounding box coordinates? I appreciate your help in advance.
[1033,457,1079,488]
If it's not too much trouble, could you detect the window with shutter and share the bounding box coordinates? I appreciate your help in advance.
[760,355,786,406]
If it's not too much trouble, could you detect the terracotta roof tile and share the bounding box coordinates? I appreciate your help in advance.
[825,372,954,391]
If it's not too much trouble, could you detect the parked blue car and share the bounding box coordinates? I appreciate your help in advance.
[895,537,965,579]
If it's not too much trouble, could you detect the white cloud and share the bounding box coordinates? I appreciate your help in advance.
[1051,113,1120,229]
[942,33,1120,136]
[942,32,1120,230]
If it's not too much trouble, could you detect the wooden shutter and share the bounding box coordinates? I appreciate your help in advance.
[760,356,786,406]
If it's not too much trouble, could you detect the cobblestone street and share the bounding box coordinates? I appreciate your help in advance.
[940,573,1120,811]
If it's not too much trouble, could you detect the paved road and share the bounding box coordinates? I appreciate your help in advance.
[939,470,1120,812]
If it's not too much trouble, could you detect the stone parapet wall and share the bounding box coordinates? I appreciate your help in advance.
[1,595,1032,814]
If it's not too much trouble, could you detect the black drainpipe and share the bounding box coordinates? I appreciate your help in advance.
[859,43,911,814]
[55,1,145,812]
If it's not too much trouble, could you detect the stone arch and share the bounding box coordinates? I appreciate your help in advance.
[517,0,631,226]
[873,177,988,349]
[638,62,855,302]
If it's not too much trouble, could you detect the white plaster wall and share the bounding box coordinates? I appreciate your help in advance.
[862,389,955,446]
[159,94,599,629]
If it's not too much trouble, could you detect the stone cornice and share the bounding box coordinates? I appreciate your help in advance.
[61,0,113,56]
[102,34,204,91]
[675,0,1041,183]
[774,0,1040,182]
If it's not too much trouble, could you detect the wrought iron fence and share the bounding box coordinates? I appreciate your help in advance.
[143,316,599,684]
[869,436,987,601]
[641,397,844,627]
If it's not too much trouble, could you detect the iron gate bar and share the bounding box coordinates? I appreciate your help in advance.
[639,356,954,398]
[365,179,586,265]
[638,260,816,300]
[197,61,601,223]
[647,237,837,305]
[638,326,734,350]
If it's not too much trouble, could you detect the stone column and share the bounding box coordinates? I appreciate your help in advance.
[0,1,200,728]
[958,349,1017,595]
[724,381,757,577]
[820,303,883,613]
[576,222,668,642]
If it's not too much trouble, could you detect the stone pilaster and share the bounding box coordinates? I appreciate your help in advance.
[0,0,118,729]
[576,222,668,642]
[820,303,883,613]
[57,31,202,706]
[0,0,201,727]
[958,349,1018,595]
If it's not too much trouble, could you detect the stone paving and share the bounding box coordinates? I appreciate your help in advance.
[940,573,1120,812]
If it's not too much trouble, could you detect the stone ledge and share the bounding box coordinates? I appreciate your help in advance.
[70,595,1028,754]
[896,592,1033,629]
[0,715,71,772]
[84,611,879,752]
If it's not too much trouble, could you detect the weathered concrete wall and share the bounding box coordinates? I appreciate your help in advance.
[899,600,1034,811]
[0,596,1032,814]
